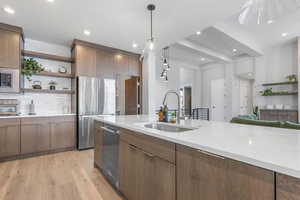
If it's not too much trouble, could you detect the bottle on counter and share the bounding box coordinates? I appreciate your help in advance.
[163,105,169,122]
[158,106,164,122]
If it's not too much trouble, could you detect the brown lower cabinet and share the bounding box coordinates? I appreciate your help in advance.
[21,118,51,154]
[21,116,76,155]
[119,130,175,200]
[50,116,76,149]
[0,119,20,158]
[277,173,300,200]
[176,144,274,200]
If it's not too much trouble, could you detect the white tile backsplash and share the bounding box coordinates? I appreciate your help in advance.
[0,39,73,115]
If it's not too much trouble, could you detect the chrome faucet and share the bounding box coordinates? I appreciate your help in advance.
[162,90,181,124]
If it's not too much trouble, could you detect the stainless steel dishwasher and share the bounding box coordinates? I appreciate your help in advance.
[101,125,120,189]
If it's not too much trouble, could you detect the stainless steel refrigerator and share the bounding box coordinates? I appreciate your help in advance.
[77,76,116,150]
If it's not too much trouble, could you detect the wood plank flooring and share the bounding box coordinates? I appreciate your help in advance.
[0,150,123,200]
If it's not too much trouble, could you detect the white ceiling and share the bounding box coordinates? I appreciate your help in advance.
[218,9,300,49]
[169,43,214,66]
[168,26,262,67]
[0,0,245,53]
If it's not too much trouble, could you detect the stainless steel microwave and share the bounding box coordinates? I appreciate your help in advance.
[0,68,20,93]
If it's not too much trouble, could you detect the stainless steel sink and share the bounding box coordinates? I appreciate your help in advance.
[144,123,194,132]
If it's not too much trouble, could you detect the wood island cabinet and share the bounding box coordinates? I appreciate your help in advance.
[177,145,227,200]
[176,144,274,200]
[277,173,300,200]
[0,119,20,158]
[119,129,175,200]
[0,24,23,69]
[94,121,104,168]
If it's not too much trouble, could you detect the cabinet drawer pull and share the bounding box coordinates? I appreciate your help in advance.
[129,144,137,151]
[143,151,155,159]
[197,150,225,160]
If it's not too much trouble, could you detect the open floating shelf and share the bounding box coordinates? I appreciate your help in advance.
[262,81,298,86]
[22,50,74,63]
[21,88,75,94]
[263,92,298,96]
[33,71,75,78]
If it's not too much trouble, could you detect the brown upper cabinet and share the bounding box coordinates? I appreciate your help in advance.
[73,44,97,77]
[0,23,23,69]
[72,39,141,77]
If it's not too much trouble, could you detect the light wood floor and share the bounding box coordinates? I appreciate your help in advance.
[0,150,123,200]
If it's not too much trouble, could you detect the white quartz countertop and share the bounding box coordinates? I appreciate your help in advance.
[94,115,300,179]
[0,113,76,119]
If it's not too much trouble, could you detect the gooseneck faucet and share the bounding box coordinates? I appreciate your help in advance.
[162,90,181,124]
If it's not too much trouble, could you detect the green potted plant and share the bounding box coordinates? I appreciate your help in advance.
[260,88,273,96]
[286,74,297,83]
[22,58,44,81]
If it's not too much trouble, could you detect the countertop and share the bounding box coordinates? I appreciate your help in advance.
[0,113,76,119]
[94,115,300,179]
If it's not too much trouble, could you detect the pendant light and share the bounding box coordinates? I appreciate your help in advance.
[239,0,300,25]
[146,4,156,52]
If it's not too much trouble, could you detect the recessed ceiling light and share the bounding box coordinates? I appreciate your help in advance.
[47,0,55,2]
[83,30,91,36]
[201,58,205,61]
[196,31,201,35]
[132,43,138,48]
[281,32,288,37]
[233,49,237,52]
[3,6,15,14]
[267,20,274,24]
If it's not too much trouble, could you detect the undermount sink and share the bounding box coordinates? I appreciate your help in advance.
[144,123,195,132]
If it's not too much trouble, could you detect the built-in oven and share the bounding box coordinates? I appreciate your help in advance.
[100,125,120,189]
[0,68,19,93]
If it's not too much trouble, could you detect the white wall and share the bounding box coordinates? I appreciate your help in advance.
[254,41,298,110]
[0,39,72,115]
[154,58,201,111]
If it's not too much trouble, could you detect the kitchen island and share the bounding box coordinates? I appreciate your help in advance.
[94,115,300,200]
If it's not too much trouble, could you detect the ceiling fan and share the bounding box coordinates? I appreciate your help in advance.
[239,0,300,25]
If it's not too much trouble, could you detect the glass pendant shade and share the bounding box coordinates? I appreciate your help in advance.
[163,58,168,66]
[160,69,167,79]
[166,64,171,71]
[164,75,168,82]
[239,0,300,25]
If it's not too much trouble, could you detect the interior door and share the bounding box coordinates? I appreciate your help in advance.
[240,80,251,115]
[211,79,225,121]
[184,87,192,117]
[125,76,140,115]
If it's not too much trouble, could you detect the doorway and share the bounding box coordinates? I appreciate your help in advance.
[211,79,225,121]
[239,80,252,115]
[184,87,192,117]
[125,76,141,115]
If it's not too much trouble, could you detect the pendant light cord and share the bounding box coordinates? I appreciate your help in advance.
[150,10,153,41]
